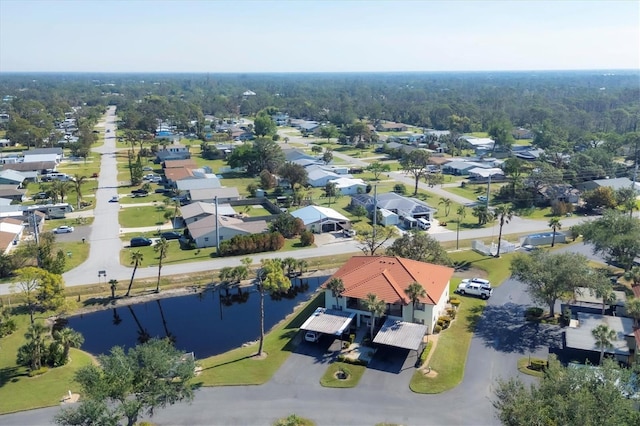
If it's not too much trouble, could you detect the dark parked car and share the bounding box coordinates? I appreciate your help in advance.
[160,231,181,240]
[131,189,149,195]
[130,237,152,247]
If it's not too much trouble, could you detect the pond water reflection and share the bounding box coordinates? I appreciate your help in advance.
[66,276,325,359]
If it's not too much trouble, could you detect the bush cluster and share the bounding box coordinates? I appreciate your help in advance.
[450,298,461,307]
[433,325,442,334]
[299,230,314,246]
[437,315,451,330]
[218,232,285,256]
[525,307,544,320]
[446,308,457,319]
[530,359,548,371]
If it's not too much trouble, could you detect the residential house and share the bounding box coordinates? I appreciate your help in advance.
[22,148,63,163]
[424,129,451,139]
[3,161,57,175]
[512,127,534,139]
[0,170,26,187]
[0,217,24,254]
[307,166,351,187]
[329,177,367,195]
[376,122,409,132]
[290,119,320,133]
[538,184,580,205]
[164,167,193,187]
[576,177,640,193]
[467,167,505,182]
[442,161,489,176]
[290,205,351,234]
[185,213,268,248]
[378,208,400,226]
[155,144,191,162]
[563,287,628,317]
[176,171,222,192]
[163,159,199,170]
[188,187,241,203]
[563,312,637,365]
[0,185,26,202]
[322,256,455,336]
[350,192,437,223]
[283,148,317,163]
[459,136,495,150]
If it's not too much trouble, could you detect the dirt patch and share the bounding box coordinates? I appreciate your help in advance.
[251,352,268,360]
[453,267,488,280]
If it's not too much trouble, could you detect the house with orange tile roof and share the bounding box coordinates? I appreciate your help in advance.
[323,256,454,336]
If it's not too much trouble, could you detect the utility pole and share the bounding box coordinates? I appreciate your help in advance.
[215,196,220,256]
[31,210,41,268]
[486,174,492,207]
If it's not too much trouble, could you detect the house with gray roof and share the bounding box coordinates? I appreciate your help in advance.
[351,192,436,223]
[0,169,26,187]
[442,161,489,176]
[576,177,640,193]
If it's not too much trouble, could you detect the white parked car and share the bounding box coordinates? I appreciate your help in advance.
[304,331,320,342]
[477,195,488,202]
[53,225,75,234]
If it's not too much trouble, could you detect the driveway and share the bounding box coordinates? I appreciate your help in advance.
[270,334,341,387]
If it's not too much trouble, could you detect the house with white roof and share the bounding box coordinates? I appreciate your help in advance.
[0,217,24,254]
[351,192,437,224]
[329,177,367,195]
[0,169,26,187]
[22,148,63,163]
[307,166,350,187]
[290,205,351,234]
[184,213,267,248]
[188,187,241,203]
[468,167,505,181]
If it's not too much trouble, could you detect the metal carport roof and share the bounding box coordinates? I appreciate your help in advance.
[299,307,355,335]
[373,318,428,351]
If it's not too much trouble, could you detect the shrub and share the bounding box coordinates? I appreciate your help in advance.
[438,315,451,325]
[446,308,457,319]
[393,183,406,194]
[525,307,544,319]
[300,230,314,247]
[433,325,442,334]
[28,366,49,377]
[0,317,17,337]
[530,359,548,371]
[450,298,461,307]
[218,232,285,256]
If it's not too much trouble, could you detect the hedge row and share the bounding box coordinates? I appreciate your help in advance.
[218,232,285,256]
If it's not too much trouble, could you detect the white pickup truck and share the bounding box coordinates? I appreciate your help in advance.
[456,281,493,299]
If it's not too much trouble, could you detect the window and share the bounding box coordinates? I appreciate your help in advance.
[415,302,425,311]
[204,237,209,242]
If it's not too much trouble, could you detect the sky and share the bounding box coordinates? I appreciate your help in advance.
[0,0,639,73]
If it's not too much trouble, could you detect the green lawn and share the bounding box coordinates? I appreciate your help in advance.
[57,153,102,178]
[319,362,366,388]
[410,251,515,393]
[58,241,91,272]
[0,314,94,414]
[120,239,216,266]
[196,292,324,385]
[443,183,499,202]
[119,206,169,228]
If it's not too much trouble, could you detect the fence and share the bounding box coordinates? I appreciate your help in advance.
[472,239,517,256]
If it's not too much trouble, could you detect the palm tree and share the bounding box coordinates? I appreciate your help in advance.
[126,250,144,297]
[456,206,466,250]
[625,297,640,328]
[623,197,637,218]
[494,204,514,257]
[72,174,87,209]
[52,327,84,363]
[20,322,49,371]
[296,259,308,276]
[363,293,386,339]
[438,197,452,217]
[326,277,345,299]
[108,279,118,299]
[548,217,562,247]
[592,323,617,364]
[52,180,72,203]
[282,257,297,277]
[154,238,170,293]
[472,204,494,226]
[405,281,427,323]
[257,258,291,356]
[624,266,640,287]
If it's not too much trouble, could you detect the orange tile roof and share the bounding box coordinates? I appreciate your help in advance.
[164,159,198,169]
[164,167,193,182]
[324,256,454,306]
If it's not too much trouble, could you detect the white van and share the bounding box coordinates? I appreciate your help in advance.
[417,218,431,230]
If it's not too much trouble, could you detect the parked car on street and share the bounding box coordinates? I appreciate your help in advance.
[130,237,153,247]
[460,277,491,289]
[54,225,74,234]
[477,195,488,202]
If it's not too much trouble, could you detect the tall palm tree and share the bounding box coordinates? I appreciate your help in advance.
[405,281,427,323]
[72,174,87,209]
[456,206,466,250]
[592,323,616,364]
[21,322,49,371]
[282,257,297,277]
[625,297,640,328]
[296,259,308,276]
[108,279,118,299]
[52,327,84,363]
[494,204,514,257]
[438,197,452,217]
[548,217,562,247]
[232,264,249,295]
[126,250,144,297]
[363,293,386,339]
[154,238,169,293]
[257,258,291,356]
[326,277,345,299]
[52,180,72,203]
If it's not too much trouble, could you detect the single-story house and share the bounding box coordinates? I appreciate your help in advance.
[424,129,451,139]
[514,148,544,161]
[467,167,505,180]
[181,202,236,225]
[538,184,580,205]
[563,287,628,317]
[176,174,222,191]
[376,122,409,132]
[22,148,63,163]
[307,166,348,187]
[0,170,26,187]
[2,161,57,174]
[164,167,194,186]
[576,177,640,193]
[0,217,24,254]
[512,127,534,139]
[163,159,199,170]
[290,119,320,133]
[322,255,454,336]
[442,161,489,176]
[290,205,351,233]
[459,136,495,150]
[329,177,367,195]
[0,185,26,202]
[564,312,637,365]
[186,214,268,248]
[188,187,241,203]
[283,148,317,163]
[156,144,191,162]
[351,192,436,223]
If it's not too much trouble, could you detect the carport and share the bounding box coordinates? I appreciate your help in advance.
[299,307,355,337]
[373,318,428,353]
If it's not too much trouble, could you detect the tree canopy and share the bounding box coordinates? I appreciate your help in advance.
[385,231,451,266]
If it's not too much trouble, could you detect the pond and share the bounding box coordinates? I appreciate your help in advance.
[65,276,326,359]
